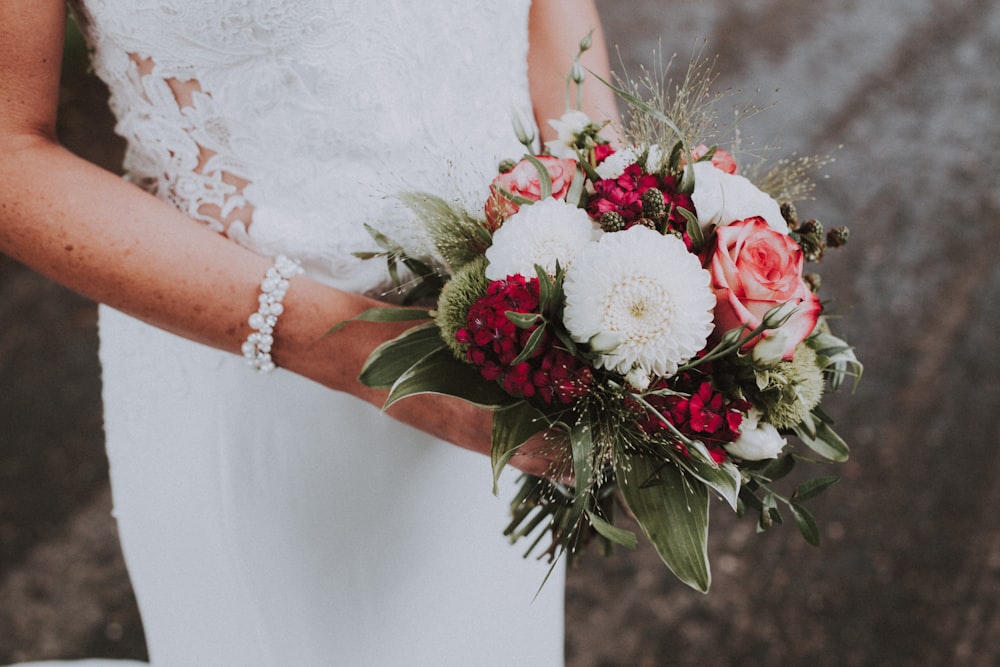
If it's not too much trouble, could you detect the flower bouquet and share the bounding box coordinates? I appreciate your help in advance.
[350,41,861,592]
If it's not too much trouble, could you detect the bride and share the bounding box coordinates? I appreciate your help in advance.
[0,0,618,665]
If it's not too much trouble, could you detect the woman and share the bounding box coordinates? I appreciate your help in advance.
[0,0,618,664]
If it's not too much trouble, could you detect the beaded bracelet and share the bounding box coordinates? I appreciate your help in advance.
[242,254,304,373]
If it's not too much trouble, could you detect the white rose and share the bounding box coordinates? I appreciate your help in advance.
[691,162,787,234]
[725,409,787,460]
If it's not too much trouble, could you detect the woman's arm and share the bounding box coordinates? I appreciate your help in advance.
[0,1,571,474]
[528,0,621,142]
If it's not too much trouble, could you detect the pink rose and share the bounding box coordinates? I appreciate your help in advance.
[707,217,821,360]
[485,155,578,230]
[690,144,738,174]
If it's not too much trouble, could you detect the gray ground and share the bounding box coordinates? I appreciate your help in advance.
[2,0,999,665]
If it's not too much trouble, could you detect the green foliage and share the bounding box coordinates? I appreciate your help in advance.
[617,454,711,593]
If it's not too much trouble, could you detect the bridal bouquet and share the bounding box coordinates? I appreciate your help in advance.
[351,41,860,592]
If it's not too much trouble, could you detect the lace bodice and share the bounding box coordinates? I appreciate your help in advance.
[68,0,535,294]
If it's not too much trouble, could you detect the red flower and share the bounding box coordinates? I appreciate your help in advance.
[636,375,750,463]
[456,276,592,406]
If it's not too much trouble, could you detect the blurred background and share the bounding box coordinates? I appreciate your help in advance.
[2,0,999,665]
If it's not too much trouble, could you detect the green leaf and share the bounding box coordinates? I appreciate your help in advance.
[793,475,840,503]
[586,509,638,549]
[385,347,513,408]
[793,418,850,462]
[760,453,796,482]
[359,322,443,388]
[506,311,543,329]
[616,454,711,593]
[678,206,705,250]
[758,493,782,531]
[327,306,433,335]
[589,71,685,140]
[567,421,596,530]
[680,457,741,512]
[790,503,821,546]
[523,154,553,200]
[567,164,587,208]
[510,325,547,366]
[535,264,555,312]
[491,402,549,493]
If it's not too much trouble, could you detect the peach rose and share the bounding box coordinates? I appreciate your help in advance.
[708,217,821,360]
[485,155,578,230]
[690,144,738,174]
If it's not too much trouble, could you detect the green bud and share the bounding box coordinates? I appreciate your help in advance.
[511,107,535,148]
[826,226,850,248]
[641,188,667,220]
[571,60,585,84]
[780,202,799,229]
[579,32,593,52]
[498,159,517,174]
[600,211,626,233]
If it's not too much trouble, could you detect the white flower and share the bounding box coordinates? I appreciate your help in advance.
[593,144,666,180]
[484,198,596,280]
[545,110,593,159]
[562,226,715,387]
[725,409,787,460]
[691,162,787,233]
[594,146,640,179]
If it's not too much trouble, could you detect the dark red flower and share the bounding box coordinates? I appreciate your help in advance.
[455,276,592,406]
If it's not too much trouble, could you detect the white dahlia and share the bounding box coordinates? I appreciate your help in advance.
[484,198,596,280]
[691,162,788,233]
[562,226,715,388]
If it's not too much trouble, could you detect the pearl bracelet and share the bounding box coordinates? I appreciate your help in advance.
[242,254,304,373]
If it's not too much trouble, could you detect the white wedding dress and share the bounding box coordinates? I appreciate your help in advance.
[19,1,564,665]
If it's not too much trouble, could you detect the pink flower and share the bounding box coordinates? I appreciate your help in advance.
[485,155,578,230]
[707,217,821,360]
[690,144,738,174]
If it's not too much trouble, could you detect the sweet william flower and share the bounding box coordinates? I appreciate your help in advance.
[563,226,715,387]
[484,198,596,280]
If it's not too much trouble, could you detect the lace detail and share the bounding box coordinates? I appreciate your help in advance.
[68,0,535,294]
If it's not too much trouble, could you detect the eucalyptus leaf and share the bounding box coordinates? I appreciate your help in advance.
[359,322,443,389]
[616,454,711,593]
[586,509,638,549]
[491,402,549,494]
[385,347,513,409]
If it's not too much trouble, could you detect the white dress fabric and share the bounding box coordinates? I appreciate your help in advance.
[19,1,565,665]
